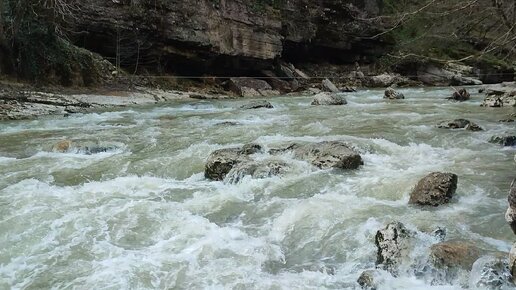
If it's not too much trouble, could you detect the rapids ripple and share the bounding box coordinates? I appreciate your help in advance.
[0,88,515,289]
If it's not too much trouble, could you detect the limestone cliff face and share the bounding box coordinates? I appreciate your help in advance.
[76,0,387,75]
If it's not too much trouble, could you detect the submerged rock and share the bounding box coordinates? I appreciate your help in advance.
[447,88,470,101]
[438,119,483,131]
[239,100,274,110]
[375,222,414,274]
[490,136,516,147]
[470,255,512,288]
[357,269,385,290]
[409,172,458,206]
[311,92,347,106]
[52,140,73,153]
[383,87,405,100]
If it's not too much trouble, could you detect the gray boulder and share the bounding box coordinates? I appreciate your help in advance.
[240,100,274,110]
[205,148,250,181]
[409,172,458,206]
[311,92,347,106]
[384,87,405,100]
[322,78,340,93]
[438,119,483,131]
[293,141,363,170]
[482,90,516,107]
[490,136,516,147]
[375,222,414,274]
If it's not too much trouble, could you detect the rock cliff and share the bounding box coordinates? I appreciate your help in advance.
[75,0,388,76]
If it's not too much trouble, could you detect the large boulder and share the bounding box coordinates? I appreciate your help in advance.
[430,240,482,270]
[321,78,339,93]
[490,136,516,147]
[375,222,414,274]
[409,172,458,206]
[438,119,483,131]
[482,90,516,107]
[240,100,274,110]
[311,92,347,106]
[447,88,470,101]
[204,144,264,181]
[293,141,363,170]
[367,73,411,88]
[384,87,405,100]
[505,179,516,234]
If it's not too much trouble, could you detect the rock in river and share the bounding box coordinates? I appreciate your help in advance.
[438,119,483,131]
[505,179,516,234]
[447,88,470,101]
[205,147,254,181]
[311,92,347,106]
[490,136,516,147]
[240,100,274,110]
[375,222,414,274]
[384,87,405,100]
[292,141,363,169]
[430,240,482,270]
[409,172,458,206]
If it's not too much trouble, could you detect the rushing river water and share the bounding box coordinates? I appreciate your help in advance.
[0,87,515,289]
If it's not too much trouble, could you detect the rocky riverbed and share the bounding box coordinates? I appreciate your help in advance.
[0,85,515,289]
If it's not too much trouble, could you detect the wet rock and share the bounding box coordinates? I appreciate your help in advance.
[52,140,73,153]
[82,146,118,155]
[204,143,265,181]
[375,222,414,274]
[490,136,516,147]
[240,100,274,110]
[499,119,515,123]
[241,143,263,155]
[432,227,447,242]
[311,92,347,106]
[510,243,516,284]
[357,269,384,290]
[225,160,288,184]
[447,88,470,101]
[322,78,339,93]
[471,255,512,288]
[482,90,516,107]
[293,141,363,170]
[214,121,241,127]
[409,172,458,206]
[383,87,405,100]
[430,240,482,270]
[482,95,504,107]
[438,119,483,131]
[505,179,516,234]
[205,148,250,181]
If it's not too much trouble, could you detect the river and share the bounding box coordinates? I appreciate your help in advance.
[0,87,515,289]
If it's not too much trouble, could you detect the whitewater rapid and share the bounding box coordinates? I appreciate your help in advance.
[0,88,515,289]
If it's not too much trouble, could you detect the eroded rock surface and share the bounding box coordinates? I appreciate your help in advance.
[409,172,458,206]
[438,119,483,131]
[311,92,347,106]
[375,222,414,274]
